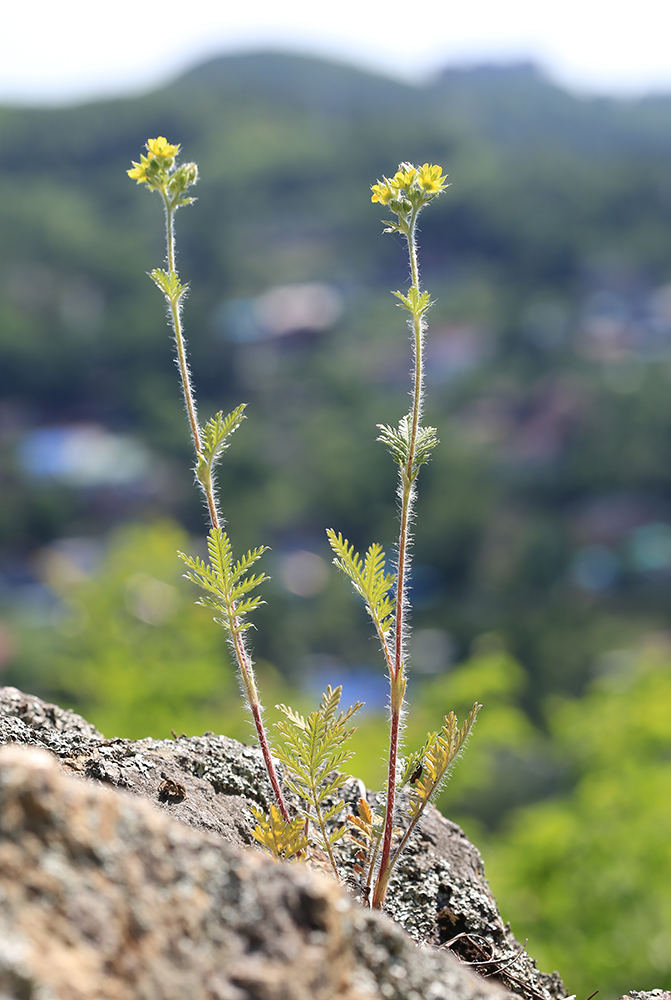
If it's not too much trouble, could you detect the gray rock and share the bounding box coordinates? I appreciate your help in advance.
[0,741,512,1000]
[0,686,563,1000]
[623,994,671,1000]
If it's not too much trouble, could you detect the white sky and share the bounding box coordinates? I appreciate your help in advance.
[3,0,671,106]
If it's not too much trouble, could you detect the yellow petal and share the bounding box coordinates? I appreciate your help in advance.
[371,182,393,205]
[147,136,180,159]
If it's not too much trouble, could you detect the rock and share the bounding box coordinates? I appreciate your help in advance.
[0,686,563,1000]
[0,742,513,1000]
[622,994,671,1000]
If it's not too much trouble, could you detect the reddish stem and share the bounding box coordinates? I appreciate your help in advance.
[250,699,290,822]
[372,706,401,908]
[161,189,286,824]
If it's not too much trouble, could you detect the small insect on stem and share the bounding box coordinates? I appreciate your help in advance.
[409,763,423,784]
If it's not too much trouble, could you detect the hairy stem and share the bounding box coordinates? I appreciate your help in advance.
[250,698,290,823]
[160,187,289,823]
[373,210,423,910]
[365,825,383,901]
[372,703,401,907]
[382,787,433,889]
[161,191,221,529]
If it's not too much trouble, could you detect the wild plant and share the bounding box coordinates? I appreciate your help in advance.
[127,140,479,908]
[327,164,480,906]
[270,685,363,880]
[127,137,289,822]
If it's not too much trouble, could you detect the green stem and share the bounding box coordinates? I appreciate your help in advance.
[160,186,289,824]
[382,780,437,888]
[373,209,423,910]
[161,191,215,521]
[164,191,176,276]
[364,825,383,903]
[310,782,341,882]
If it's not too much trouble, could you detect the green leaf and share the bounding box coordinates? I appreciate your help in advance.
[392,286,433,316]
[319,684,342,722]
[250,804,307,862]
[273,687,362,879]
[377,415,438,481]
[149,268,187,302]
[405,703,481,822]
[326,532,396,641]
[414,424,439,470]
[276,703,307,729]
[381,218,408,236]
[177,528,268,638]
[230,546,268,587]
[200,404,247,470]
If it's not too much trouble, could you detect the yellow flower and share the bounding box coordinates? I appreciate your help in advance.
[418,163,447,194]
[371,182,394,205]
[127,153,150,184]
[146,136,180,160]
[391,166,417,191]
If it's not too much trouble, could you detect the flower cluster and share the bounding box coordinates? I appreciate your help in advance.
[371,162,448,210]
[128,137,198,210]
[128,137,179,186]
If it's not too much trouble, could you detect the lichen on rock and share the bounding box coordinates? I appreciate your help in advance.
[0,685,568,1000]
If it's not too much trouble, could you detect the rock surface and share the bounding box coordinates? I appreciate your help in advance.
[623,993,671,1000]
[0,742,513,1000]
[0,687,561,1000]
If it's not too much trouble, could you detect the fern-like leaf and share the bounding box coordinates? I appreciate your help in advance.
[392,286,433,317]
[398,739,432,790]
[274,686,362,880]
[200,404,246,470]
[230,545,267,585]
[405,702,481,823]
[250,803,308,862]
[326,531,396,644]
[347,796,384,902]
[149,268,187,302]
[377,415,438,482]
[178,527,269,637]
[372,703,481,891]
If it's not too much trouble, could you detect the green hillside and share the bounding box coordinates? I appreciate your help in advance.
[2,50,671,702]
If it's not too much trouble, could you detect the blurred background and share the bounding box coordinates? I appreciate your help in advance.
[2,2,671,995]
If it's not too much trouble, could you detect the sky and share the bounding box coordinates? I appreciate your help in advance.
[3,0,671,106]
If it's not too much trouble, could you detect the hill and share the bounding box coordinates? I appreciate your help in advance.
[2,50,671,724]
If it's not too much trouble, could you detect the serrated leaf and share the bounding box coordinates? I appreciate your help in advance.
[377,415,438,481]
[322,800,345,823]
[404,703,481,823]
[229,595,265,618]
[230,546,268,586]
[149,268,187,301]
[326,530,396,643]
[272,687,362,881]
[178,527,267,639]
[320,685,342,721]
[200,404,247,468]
[229,570,269,601]
[346,796,384,896]
[392,286,433,316]
[399,740,431,789]
[358,797,373,826]
[276,704,307,729]
[250,804,307,862]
